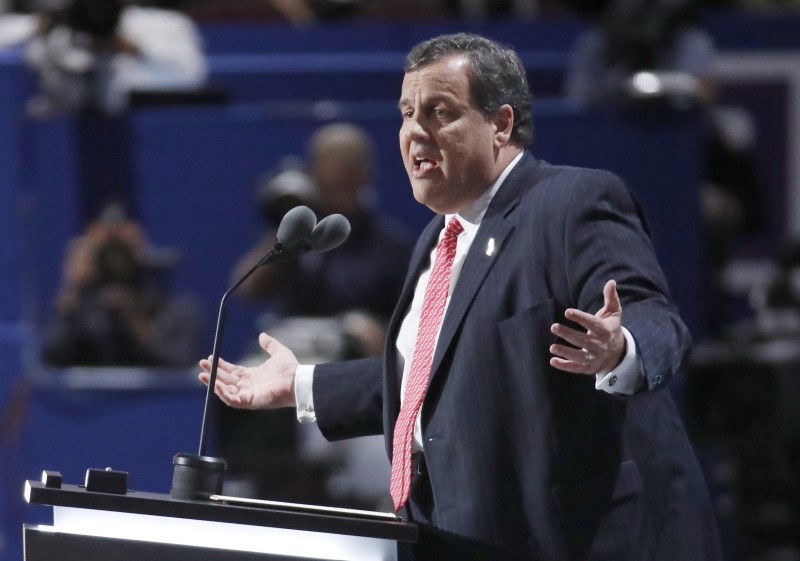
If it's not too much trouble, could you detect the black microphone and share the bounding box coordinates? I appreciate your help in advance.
[171,205,318,500]
[276,205,318,248]
[256,211,351,266]
[255,204,318,266]
[309,213,351,253]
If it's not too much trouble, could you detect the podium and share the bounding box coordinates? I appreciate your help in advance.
[23,479,417,561]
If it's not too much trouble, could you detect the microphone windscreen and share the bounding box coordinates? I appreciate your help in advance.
[276,205,317,247]
[310,214,351,252]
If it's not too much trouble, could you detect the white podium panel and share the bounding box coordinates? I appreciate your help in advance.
[24,480,416,561]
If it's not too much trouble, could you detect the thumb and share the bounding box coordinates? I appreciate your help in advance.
[598,279,622,317]
[258,332,284,356]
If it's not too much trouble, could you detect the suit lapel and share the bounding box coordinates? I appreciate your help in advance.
[429,216,511,373]
[385,152,541,432]
[429,152,540,384]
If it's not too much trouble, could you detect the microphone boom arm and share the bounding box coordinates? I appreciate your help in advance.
[196,209,347,456]
[197,242,305,456]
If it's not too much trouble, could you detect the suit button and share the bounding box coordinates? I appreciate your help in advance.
[654,374,663,385]
[608,375,617,387]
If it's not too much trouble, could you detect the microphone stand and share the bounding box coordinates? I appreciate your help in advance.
[169,207,346,501]
[171,241,304,500]
[197,243,301,455]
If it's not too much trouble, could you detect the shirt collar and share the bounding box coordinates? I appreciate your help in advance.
[446,150,524,231]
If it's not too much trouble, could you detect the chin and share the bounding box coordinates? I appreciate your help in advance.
[411,181,457,214]
[411,184,437,208]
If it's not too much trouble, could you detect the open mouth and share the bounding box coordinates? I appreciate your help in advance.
[413,156,438,176]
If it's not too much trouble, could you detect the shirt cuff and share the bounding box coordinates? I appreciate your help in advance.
[595,327,644,396]
[294,364,317,423]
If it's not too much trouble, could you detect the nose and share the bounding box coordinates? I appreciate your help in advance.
[403,114,429,143]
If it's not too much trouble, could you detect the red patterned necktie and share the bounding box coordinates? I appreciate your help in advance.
[390,216,463,511]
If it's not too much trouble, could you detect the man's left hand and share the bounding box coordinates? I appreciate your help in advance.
[549,279,625,374]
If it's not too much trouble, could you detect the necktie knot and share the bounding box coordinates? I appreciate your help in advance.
[442,216,463,244]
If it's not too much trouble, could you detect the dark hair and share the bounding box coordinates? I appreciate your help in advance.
[405,33,533,147]
[65,0,123,38]
[602,2,700,72]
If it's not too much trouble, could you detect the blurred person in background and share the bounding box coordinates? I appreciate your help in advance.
[735,0,800,10]
[566,0,765,338]
[232,122,414,351]
[179,0,445,22]
[565,0,717,107]
[0,1,38,47]
[41,204,205,368]
[22,0,207,115]
[439,0,538,19]
[223,123,414,509]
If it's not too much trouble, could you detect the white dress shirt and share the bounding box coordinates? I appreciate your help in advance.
[295,152,643,449]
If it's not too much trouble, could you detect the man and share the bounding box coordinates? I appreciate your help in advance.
[232,122,412,330]
[43,204,203,367]
[201,33,720,560]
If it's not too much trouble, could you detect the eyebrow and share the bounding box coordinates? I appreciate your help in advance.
[397,94,455,112]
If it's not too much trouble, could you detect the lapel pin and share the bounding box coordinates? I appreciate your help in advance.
[486,237,495,257]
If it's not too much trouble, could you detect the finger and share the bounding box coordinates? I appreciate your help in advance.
[199,356,233,381]
[200,369,226,388]
[217,356,236,371]
[549,356,593,375]
[551,322,591,349]
[550,343,588,364]
[202,372,224,398]
[563,307,604,334]
[213,367,239,385]
[565,305,617,337]
[214,382,238,406]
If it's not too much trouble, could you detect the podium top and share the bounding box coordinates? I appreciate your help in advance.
[24,480,417,543]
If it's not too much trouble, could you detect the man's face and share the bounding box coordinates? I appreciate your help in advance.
[399,55,502,215]
[312,153,364,216]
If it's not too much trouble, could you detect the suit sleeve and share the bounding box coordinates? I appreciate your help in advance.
[312,357,385,441]
[563,169,692,391]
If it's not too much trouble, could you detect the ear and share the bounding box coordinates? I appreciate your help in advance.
[492,104,515,148]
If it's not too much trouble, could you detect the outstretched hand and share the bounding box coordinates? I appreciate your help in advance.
[198,333,298,409]
[549,279,626,375]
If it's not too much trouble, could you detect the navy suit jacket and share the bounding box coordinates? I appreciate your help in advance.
[313,153,720,560]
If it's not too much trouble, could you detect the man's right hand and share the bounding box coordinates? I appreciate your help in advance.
[198,333,298,409]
